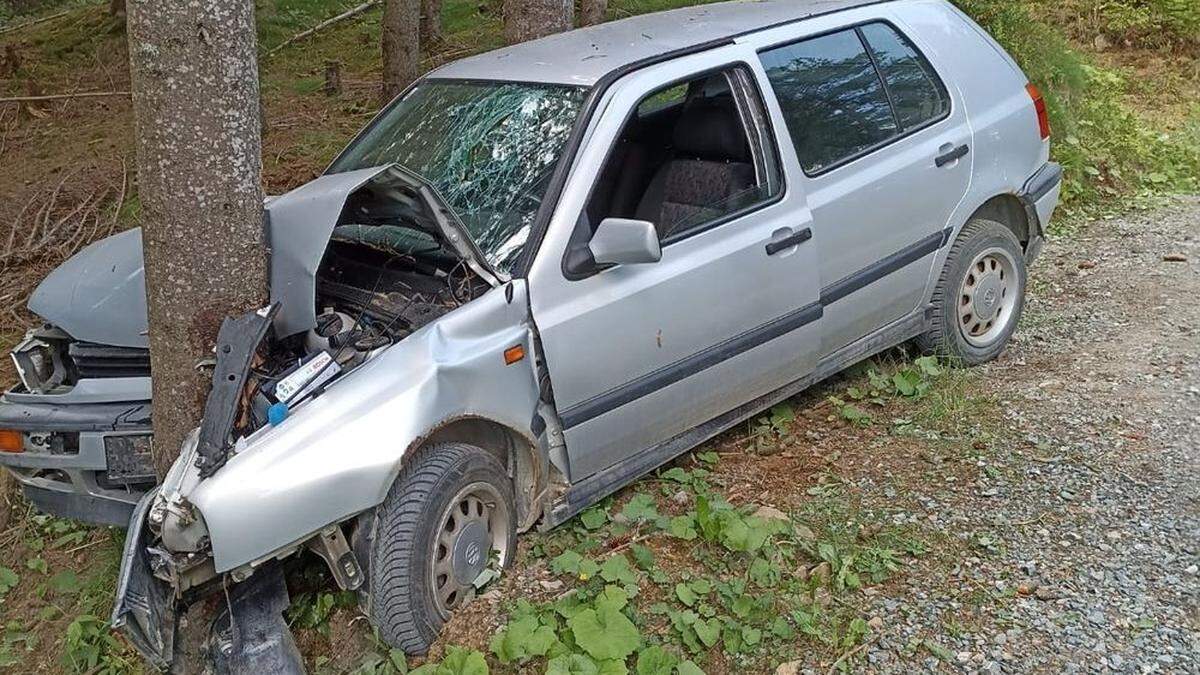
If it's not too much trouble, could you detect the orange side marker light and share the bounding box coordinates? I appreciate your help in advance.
[0,430,23,453]
[503,345,525,365]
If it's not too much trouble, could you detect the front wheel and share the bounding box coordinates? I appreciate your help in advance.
[917,218,1027,365]
[365,442,515,655]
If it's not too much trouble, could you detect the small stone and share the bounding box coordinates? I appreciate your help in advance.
[538,579,563,592]
[1186,564,1198,575]
[1077,260,1097,269]
[1162,253,1187,262]
[753,505,789,522]
[1017,582,1036,596]
[867,616,884,630]
[813,587,833,609]
[672,490,690,505]
[811,562,832,583]
[775,661,802,675]
[794,523,816,541]
[1034,586,1061,601]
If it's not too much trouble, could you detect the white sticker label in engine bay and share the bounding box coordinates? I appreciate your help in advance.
[274,351,341,404]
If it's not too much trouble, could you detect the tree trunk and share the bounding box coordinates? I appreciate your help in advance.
[579,0,605,26]
[503,0,573,43]
[382,0,421,103]
[125,0,269,478]
[110,0,126,19]
[420,0,442,45]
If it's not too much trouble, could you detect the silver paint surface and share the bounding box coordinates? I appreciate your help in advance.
[433,0,875,85]
[27,227,150,349]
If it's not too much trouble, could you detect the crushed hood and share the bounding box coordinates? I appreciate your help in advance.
[26,167,400,348]
[28,227,150,349]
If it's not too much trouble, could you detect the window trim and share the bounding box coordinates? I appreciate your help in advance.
[559,61,789,281]
[756,18,953,179]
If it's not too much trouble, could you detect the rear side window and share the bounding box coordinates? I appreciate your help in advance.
[859,23,949,130]
[760,22,950,175]
[759,29,896,174]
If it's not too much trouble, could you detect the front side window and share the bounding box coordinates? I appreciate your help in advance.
[583,68,782,243]
[330,80,586,273]
[760,28,896,174]
[859,23,949,130]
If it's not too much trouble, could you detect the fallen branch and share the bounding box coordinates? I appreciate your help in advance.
[0,9,71,36]
[0,90,130,104]
[264,1,382,58]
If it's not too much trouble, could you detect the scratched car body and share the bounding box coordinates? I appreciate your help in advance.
[0,0,1061,669]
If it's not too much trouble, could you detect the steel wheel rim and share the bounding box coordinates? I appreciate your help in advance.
[428,481,510,619]
[957,246,1020,348]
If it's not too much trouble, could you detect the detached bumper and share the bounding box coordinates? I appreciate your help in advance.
[111,489,177,670]
[1018,161,1062,263]
[0,390,153,526]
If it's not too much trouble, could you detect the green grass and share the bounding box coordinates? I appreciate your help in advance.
[956,0,1200,220]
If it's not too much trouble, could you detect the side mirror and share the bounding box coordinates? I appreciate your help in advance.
[587,218,662,266]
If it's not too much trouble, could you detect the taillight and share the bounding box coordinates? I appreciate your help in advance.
[1026,83,1050,140]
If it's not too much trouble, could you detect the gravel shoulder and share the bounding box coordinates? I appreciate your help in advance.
[856,196,1200,673]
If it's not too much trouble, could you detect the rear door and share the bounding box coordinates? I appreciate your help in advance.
[754,18,972,356]
[527,47,823,482]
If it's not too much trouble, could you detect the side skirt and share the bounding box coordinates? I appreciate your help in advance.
[544,307,931,528]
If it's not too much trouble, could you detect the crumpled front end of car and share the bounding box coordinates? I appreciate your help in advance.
[109,167,543,670]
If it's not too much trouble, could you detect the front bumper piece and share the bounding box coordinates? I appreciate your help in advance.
[0,394,153,526]
[112,490,305,674]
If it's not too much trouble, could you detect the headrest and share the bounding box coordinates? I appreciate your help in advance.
[671,99,750,162]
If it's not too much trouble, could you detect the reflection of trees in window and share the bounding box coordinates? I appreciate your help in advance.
[761,30,896,174]
[332,82,585,272]
[860,23,948,130]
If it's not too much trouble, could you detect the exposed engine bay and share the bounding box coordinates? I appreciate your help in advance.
[249,168,490,432]
[111,166,504,670]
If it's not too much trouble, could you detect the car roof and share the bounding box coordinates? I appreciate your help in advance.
[431,0,891,86]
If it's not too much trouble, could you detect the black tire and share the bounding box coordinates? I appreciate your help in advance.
[364,442,515,655]
[917,218,1027,365]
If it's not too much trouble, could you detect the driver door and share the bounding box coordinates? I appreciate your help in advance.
[527,47,824,482]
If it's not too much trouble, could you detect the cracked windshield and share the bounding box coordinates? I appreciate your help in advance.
[330,80,586,272]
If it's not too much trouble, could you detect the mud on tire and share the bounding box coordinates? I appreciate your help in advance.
[362,442,515,655]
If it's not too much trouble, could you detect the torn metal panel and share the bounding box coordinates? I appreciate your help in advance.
[209,566,304,675]
[194,304,278,477]
[182,282,540,573]
[263,166,388,338]
[111,489,176,671]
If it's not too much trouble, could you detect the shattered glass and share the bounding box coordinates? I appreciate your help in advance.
[330,81,587,273]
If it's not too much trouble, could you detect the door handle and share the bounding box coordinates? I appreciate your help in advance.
[765,227,812,256]
[935,143,969,167]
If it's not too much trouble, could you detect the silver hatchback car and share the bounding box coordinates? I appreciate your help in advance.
[4,0,1060,668]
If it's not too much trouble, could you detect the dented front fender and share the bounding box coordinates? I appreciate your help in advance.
[186,282,540,573]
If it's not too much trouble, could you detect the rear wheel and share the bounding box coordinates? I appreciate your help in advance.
[365,443,515,654]
[918,218,1026,365]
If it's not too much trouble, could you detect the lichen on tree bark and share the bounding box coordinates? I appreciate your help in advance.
[503,0,573,44]
[382,0,421,103]
[124,0,268,477]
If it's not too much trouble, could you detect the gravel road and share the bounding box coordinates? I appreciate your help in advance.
[857,197,1200,673]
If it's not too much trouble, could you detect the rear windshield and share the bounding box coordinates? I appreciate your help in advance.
[330,80,587,273]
